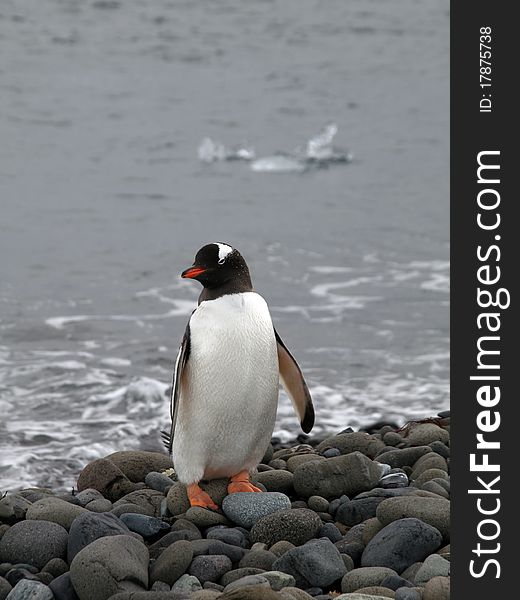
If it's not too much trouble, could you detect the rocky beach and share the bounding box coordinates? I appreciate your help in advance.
[0,413,450,600]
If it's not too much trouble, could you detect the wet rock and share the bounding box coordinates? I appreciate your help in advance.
[67,511,133,563]
[106,451,172,483]
[405,424,449,447]
[286,455,325,473]
[112,489,164,518]
[0,520,68,570]
[336,497,384,526]
[374,447,431,469]
[207,527,249,548]
[269,541,296,557]
[378,473,409,489]
[318,523,342,543]
[223,574,270,592]
[25,498,87,530]
[119,514,169,538]
[414,554,450,584]
[341,566,397,593]
[185,507,230,528]
[362,518,442,573]
[144,472,175,494]
[76,458,139,501]
[254,471,294,494]
[74,489,105,507]
[4,579,53,599]
[293,452,382,499]
[220,568,266,587]
[251,509,322,547]
[49,572,80,600]
[0,495,32,523]
[376,496,450,541]
[273,538,346,588]
[222,492,291,529]
[149,539,193,586]
[85,499,113,513]
[188,555,233,584]
[316,432,386,458]
[41,557,68,578]
[190,539,246,563]
[69,535,148,600]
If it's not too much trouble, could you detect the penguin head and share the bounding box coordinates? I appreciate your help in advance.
[181,243,252,291]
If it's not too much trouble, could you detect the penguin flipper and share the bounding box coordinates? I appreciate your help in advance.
[163,322,191,453]
[275,329,315,433]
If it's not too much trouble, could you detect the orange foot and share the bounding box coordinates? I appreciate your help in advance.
[187,483,218,510]
[228,470,264,494]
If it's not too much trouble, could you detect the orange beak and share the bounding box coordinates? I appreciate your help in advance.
[181,266,206,279]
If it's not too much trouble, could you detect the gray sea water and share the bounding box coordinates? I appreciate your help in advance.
[0,0,449,491]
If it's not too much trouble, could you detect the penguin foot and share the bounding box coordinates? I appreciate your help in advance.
[187,483,218,510]
[228,470,263,494]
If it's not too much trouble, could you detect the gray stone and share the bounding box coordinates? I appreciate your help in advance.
[223,574,270,592]
[151,581,170,592]
[172,573,203,593]
[293,452,382,499]
[261,570,296,590]
[0,576,11,600]
[220,568,266,587]
[423,576,450,600]
[341,566,397,593]
[280,588,315,600]
[119,513,170,538]
[428,441,450,458]
[307,496,329,513]
[316,432,386,458]
[41,557,68,578]
[414,554,450,584]
[219,586,281,599]
[400,562,423,583]
[207,527,249,548]
[253,471,294,494]
[149,530,200,559]
[334,540,365,563]
[361,518,384,545]
[74,489,105,507]
[85,499,113,513]
[318,523,342,543]
[67,511,133,563]
[188,555,232,584]
[0,495,32,523]
[69,535,148,600]
[395,589,422,600]
[286,455,326,473]
[251,509,322,547]
[354,586,396,597]
[374,447,431,469]
[379,574,414,590]
[145,472,175,494]
[149,539,193,586]
[25,498,87,530]
[362,518,442,573]
[106,451,172,483]
[49,572,80,600]
[4,579,53,599]
[378,473,409,489]
[336,498,385,526]
[0,520,68,570]
[410,453,448,479]
[376,496,450,541]
[110,503,150,518]
[420,481,449,499]
[273,538,346,588]
[413,469,449,487]
[406,424,449,447]
[112,489,164,517]
[383,432,403,447]
[222,492,291,529]
[190,539,246,563]
[76,458,139,501]
[185,507,230,528]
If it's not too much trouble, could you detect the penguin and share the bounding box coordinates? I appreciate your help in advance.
[163,242,314,510]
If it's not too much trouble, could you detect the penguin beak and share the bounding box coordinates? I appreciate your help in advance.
[181,266,207,279]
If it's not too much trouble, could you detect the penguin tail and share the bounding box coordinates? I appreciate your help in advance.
[160,429,172,451]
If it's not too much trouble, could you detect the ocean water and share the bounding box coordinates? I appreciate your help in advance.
[0,0,449,491]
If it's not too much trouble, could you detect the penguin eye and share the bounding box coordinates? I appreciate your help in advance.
[218,258,226,265]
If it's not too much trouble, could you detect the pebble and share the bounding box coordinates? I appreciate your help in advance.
[4,579,54,600]
[190,539,246,563]
[251,509,322,547]
[67,511,133,563]
[420,481,449,499]
[273,538,346,588]
[361,518,384,545]
[110,503,150,518]
[413,469,449,488]
[0,520,68,570]
[414,554,450,584]
[48,572,80,600]
[318,523,342,543]
[150,581,170,591]
[119,513,170,538]
[428,441,450,458]
[219,587,281,599]
[336,497,384,526]
[112,489,164,518]
[74,489,105,507]
[70,535,148,600]
[316,432,386,459]
[355,586,395,598]
[406,424,449,446]
[380,574,414,590]
[307,496,329,513]
[85,499,113,513]
[261,570,297,590]
[149,539,193,586]
[76,458,139,502]
[188,555,233,584]
[334,540,365,563]
[269,459,288,470]
[238,549,275,570]
[165,483,192,516]
[362,518,442,573]
[341,566,397,593]
[223,574,270,592]
[207,527,249,548]
[395,588,422,600]
[423,575,450,600]
[0,577,11,600]
[41,557,68,578]
[374,447,431,469]
[5,567,40,586]
[376,496,450,541]
[0,495,32,523]
[270,540,296,556]
[144,472,175,494]
[293,452,382,499]
[378,473,409,489]
[410,453,447,479]
[222,492,291,529]
[382,432,403,447]
[254,470,294,494]
[185,507,230,528]
[322,448,341,458]
[172,573,203,593]
[105,450,173,483]
[25,498,87,530]
[220,567,266,587]
[286,455,325,473]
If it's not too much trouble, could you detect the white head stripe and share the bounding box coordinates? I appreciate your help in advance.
[214,242,233,262]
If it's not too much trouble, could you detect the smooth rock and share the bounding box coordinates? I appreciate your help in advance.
[356,586,395,598]
[74,490,105,507]
[428,441,450,458]
[379,575,414,591]
[119,514,170,538]
[67,511,132,563]
[5,567,40,586]
[395,589,422,600]
[185,507,230,528]
[25,498,87,530]
[406,424,449,447]
[219,586,281,599]
[412,469,449,488]
[76,459,138,501]
[382,433,403,447]
[239,549,277,570]
[149,530,200,559]
[410,454,447,479]
[188,555,233,584]
[85,499,113,513]
[207,527,249,548]
[376,497,450,541]
[151,581,170,592]
[49,572,80,600]
[270,540,295,556]
[423,576,450,600]
[323,448,341,458]
[112,489,164,517]
[4,579,53,599]
[144,472,175,494]
[307,496,329,513]
[378,474,409,489]
[149,540,193,586]
[0,520,68,570]
[220,568,266,587]
[41,557,68,578]
[318,523,342,543]
[341,567,397,593]
[261,570,296,590]
[374,447,431,469]
[336,498,384,526]
[316,432,386,458]
[362,519,442,572]
[286,455,325,473]
[166,480,228,516]
[190,539,246,563]
[69,535,148,600]
[281,588,315,600]
[0,496,32,524]
[222,492,291,529]
[419,481,449,499]
[334,540,365,563]
[172,573,203,593]
[223,574,270,592]
[414,554,450,584]
[0,577,11,600]
[254,471,294,494]
[106,451,172,482]
[273,538,346,588]
[251,509,322,547]
[400,562,423,584]
[293,453,382,499]
[110,503,150,518]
